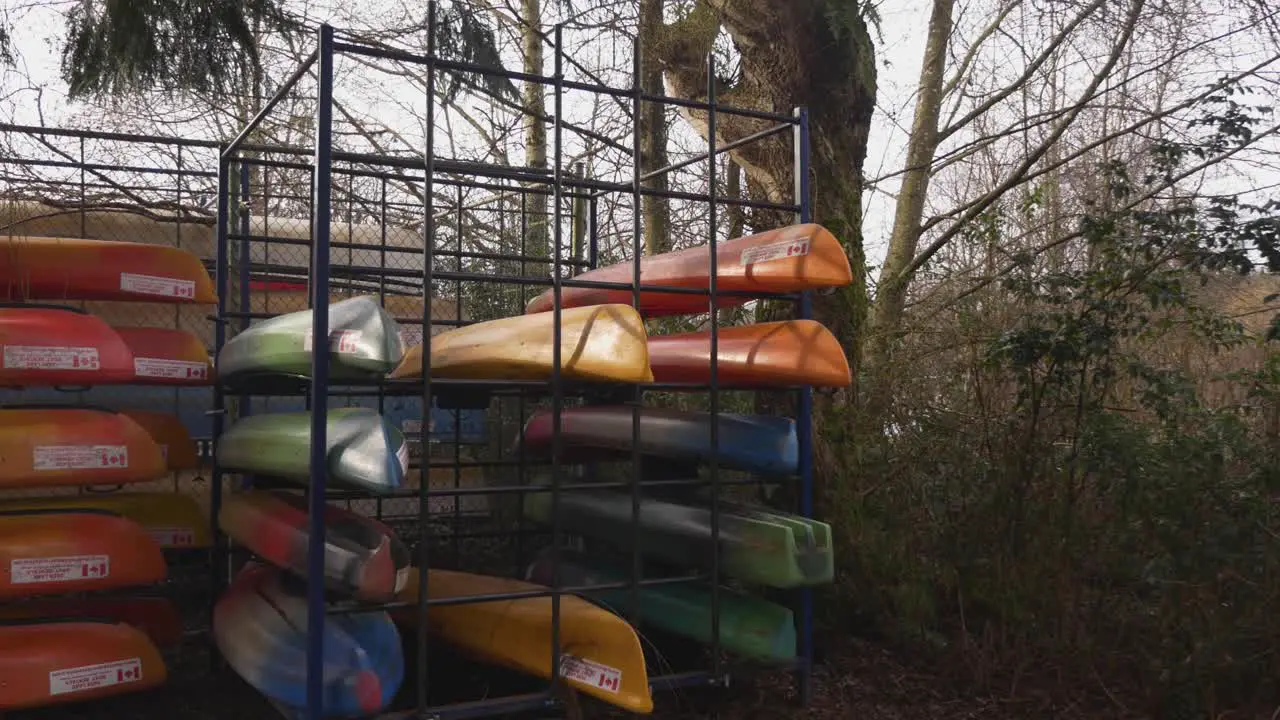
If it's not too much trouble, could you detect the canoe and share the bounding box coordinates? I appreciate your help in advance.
[392,567,653,714]
[114,326,213,385]
[0,305,135,387]
[648,319,851,388]
[219,490,409,602]
[117,409,200,471]
[0,510,167,598]
[525,224,851,317]
[389,303,653,383]
[518,405,798,477]
[213,563,403,718]
[522,491,832,589]
[526,547,796,663]
[0,596,184,648]
[0,235,216,303]
[216,408,408,494]
[0,619,167,710]
[0,407,168,489]
[217,296,405,385]
[0,492,210,549]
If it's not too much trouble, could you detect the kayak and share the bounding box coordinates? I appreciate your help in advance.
[0,491,210,549]
[0,510,167,598]
[0,305,135,387]
[0,407,168,489]
[525,224,851,316]
[117,409,200,471]
[518,405,798,477]
[0,619,167,710]
[0,596,184,648]
[216,408,408,494]
[114,326,213,385]
[648,319,851,388]
[217,295,405,385]
[0,235,216,303]
[389,303,653,383]
[522,491,832,589]
[213,563,403,718]
[218,490,409,602]
[526,547,796,663]
[392,567,653,714]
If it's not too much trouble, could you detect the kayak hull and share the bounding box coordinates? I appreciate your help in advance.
[0,236,216,303]
[0,596,185,648]
[393,568,653,714]
[218,490,408,602]
[217,296,406,385]
[0,511,167,598]
[216,408,408,494]
[213,563,403,718]
[526,225,851,316]
[0,408,168,489]
[0,491,211,549]
[0,306,135,387]
[391,303,654,383]
[519,406,798,476]
[0,620,167,710]
[114,326,213,385]
[648,319,851,388]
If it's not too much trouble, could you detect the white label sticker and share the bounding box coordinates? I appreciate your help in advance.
[49,658,142,696]
[149,527,196,547]
[12,555,110,585]
[134,356,208,380]
[119,272,195,299]
[3,345,100,370]
[560,655,621,694]
[33,445,129,471]
[394,567,409,593]
[740,237,812,266]
[302,329,363,354]
[396,442,409,476]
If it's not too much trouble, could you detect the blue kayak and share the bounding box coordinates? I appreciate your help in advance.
[212,563,403,718]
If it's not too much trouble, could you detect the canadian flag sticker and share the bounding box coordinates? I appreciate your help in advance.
[49,658,142,696]
[560,655,622,695]
[739,236,812,266]
[33,445,129,471]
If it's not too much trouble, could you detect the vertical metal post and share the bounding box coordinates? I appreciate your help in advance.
[628,34,644,628]
[549,21,566,696]
[792,105,815,705]
[237,162,254,453]
[304,23,336,720]
[210,152,232,666]
[706,52,723,685]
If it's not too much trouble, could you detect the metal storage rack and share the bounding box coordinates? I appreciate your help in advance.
[210,9,816,720]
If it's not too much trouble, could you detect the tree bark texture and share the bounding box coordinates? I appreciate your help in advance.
[522,0,549,274]
[639,0,672,256]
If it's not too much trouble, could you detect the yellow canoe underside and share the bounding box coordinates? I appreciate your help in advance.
[0,491,211,549]
[390,304,654,384]
[393,568,653,714]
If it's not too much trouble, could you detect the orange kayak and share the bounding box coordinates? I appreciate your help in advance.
[113,326,213,385]
[0,305,136,387]
[525,224,851,316]
[0,510,167,598]
[0,236,216,303]
[0,596,184,648]
[0,620,167,710]
[0,408,167,489]
[648,319,851,387]
[117,409,201,471]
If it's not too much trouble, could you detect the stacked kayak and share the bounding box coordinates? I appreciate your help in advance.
[0,236,217,303]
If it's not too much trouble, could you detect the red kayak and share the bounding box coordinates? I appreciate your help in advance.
[0,235,216,303]
[0,596,184,648]
[0,510,167,598]
[525,224,852,317]
[0,408,168,489]
[0,620,167,709]
[648,319,851,387]
[0,305,135,387]
[113,326,213,385]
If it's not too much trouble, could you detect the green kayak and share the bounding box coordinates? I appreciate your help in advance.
[526,547,796,663]
[217,408,408,494]
[522,490,832,588]
[217,295,405,384]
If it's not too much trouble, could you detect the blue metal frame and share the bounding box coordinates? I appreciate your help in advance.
[794,106,815,704]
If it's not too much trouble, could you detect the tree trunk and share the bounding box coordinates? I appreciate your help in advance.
[639,0,671,256]
[522,0,549,274]
[863,0,955,421]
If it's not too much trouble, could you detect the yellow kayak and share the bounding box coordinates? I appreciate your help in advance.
[0,492,210,549]
[392,568,653,714]
[389,304,653,383]
[117,410,200,471]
